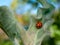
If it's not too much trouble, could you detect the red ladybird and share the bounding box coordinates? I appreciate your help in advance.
[36,21,42,29]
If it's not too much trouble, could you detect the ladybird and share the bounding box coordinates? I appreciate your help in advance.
[36,21,42,29]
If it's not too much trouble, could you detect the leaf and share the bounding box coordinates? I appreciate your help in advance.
[0,4,55,45]
[10,0,18,10]
[0,6,27,42]
[37,0,55,8]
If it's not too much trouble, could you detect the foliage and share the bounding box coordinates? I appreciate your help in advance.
[0,0,60,45]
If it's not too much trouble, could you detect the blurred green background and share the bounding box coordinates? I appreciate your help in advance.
[0,0,60,45]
